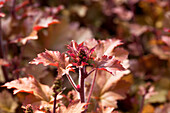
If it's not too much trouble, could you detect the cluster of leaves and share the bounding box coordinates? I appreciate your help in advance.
[0,0,170,113]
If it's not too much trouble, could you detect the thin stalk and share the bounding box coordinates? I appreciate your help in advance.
[66,74,78,91]
[53,93,57,113]
[0,14,9,82]
[85,68,95,78]
[86,69,97,104]
[79,67,85,103]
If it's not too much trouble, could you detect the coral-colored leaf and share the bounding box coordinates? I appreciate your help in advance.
[96,56,125,75]
[86,67,131,110]
[10,30,38,45]
[112,48,129,61]
[2,75,52,102]
[85,38,123,58]
[33,17,59,31]
[62,101,88,113]
[100,91,124,107]
[30,49,72,76]
[30,50,61,66]
[85,38,128,75]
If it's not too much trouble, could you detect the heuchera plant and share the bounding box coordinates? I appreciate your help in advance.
[3,38,129,113]
[29,38,127,112]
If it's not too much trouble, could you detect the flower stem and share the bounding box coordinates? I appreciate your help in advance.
[86,69,97,104]
[79,67,85,103]
[53,93,57,113]
[66,73,78,91]
[85,68,95,78]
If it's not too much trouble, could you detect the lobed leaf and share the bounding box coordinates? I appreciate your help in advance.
[84,38,123,58]
[2,75,52,102]
[61,100,88,113]
[10,30,38,45]
[86,68,131,110]
[29,49,72,76]
[96,56,125,75]
[34,17,59,31]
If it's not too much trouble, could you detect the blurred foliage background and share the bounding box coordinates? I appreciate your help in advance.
[0,0,170,113]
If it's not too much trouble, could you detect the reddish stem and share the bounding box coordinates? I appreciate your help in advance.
[85,68,95,78]
[78,66,87,113]
[86,69,97,104]
[66,73,78,91]
[79,67,85,103]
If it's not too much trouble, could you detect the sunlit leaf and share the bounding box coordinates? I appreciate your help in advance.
[61,100,87,113]
[10,30,38,45]
[96,56,125,75]
[86,68,131,110]
[29,49,72,76]
[34,17,59,31]
[3,75,52,102]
